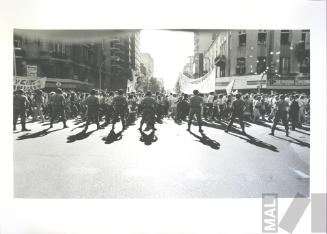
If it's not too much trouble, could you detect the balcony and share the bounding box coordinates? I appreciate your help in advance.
[111,46,121,51]
[112,49,125,55]
[111,56,125,63]
[111,38,121,43]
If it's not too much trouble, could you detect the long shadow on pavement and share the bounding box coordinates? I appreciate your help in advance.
[273,135,310,148]
[200,120,243,132]
[227,131,279,152]
[17,128,62,140]
[71,123,87,131]
[298,125,310,131]
[139,129,158,146]
[252,121,285,132]
[294,129,310,136]
[102,129,123,144]
[67,129,97,143]
[188,131,220,150]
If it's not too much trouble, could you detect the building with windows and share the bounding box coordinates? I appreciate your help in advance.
[14,30,141,92]
[202,30,310,91]
[139,53,154,92]
[192,31,218,78]
[183,62,193,77]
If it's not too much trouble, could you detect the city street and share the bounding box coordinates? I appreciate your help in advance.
[13,118,310,198]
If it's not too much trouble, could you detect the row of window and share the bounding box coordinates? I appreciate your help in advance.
[238,30,309,47]
[235,56,310,75]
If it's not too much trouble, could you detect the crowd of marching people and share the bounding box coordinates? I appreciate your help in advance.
[13,88,310,138]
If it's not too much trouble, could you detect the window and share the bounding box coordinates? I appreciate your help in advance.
[258,30,267,44]
[239,31,246,46]
[14,40,21,48]
[236,57,246,75]
[83,47,89,63]
[280,30,290,45]
[257,57,266,74]
[301,30,309,43]
[300,57,310,73]
[53,43,62,56]
[279,57,290,74]
[220,64,226,77]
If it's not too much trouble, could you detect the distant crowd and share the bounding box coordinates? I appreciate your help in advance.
[13,88,310,137]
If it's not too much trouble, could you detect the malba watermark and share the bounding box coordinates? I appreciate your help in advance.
[262,193,326,233]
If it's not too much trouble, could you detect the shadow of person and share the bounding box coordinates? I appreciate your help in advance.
[294,129,310,136]
[103,129,123,144]
[74,120,85,125]
[100,121,110,128]
[188,131,220,150]
[273,135,310,148]
[227,132,279,152]
[17,128,62,140]
[66,129,96,143]
[71,123,87,132]
[252,121,284,132]
[139,129,158,146]
[298,125,310,131]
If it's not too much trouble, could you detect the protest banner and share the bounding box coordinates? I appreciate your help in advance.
[13,76,47,91]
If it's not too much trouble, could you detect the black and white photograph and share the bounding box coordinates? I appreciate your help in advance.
[13,29,310,198]
[2,0,326,233]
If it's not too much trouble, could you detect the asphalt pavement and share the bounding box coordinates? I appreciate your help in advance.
[13,117,310,198]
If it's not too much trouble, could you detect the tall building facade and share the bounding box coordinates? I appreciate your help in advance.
[14,30,141,92]
[139,53,154,92]
[183,62,193,77]
[192,31,217,77]
[140,53,154,77]
[202,30,310,91]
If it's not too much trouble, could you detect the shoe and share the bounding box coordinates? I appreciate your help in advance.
[269,132,274,136]
[187,128,190,131]
[242,131,246,135]
[286,132,289,137]
[199,129,204,133]
[63,125,68,128]
[49,125,53,128]
[13,127,16,131]
[224,129,228,133]
[21,128,30,132]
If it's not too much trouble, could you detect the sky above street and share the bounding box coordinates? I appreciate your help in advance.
[140,30,194,91]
